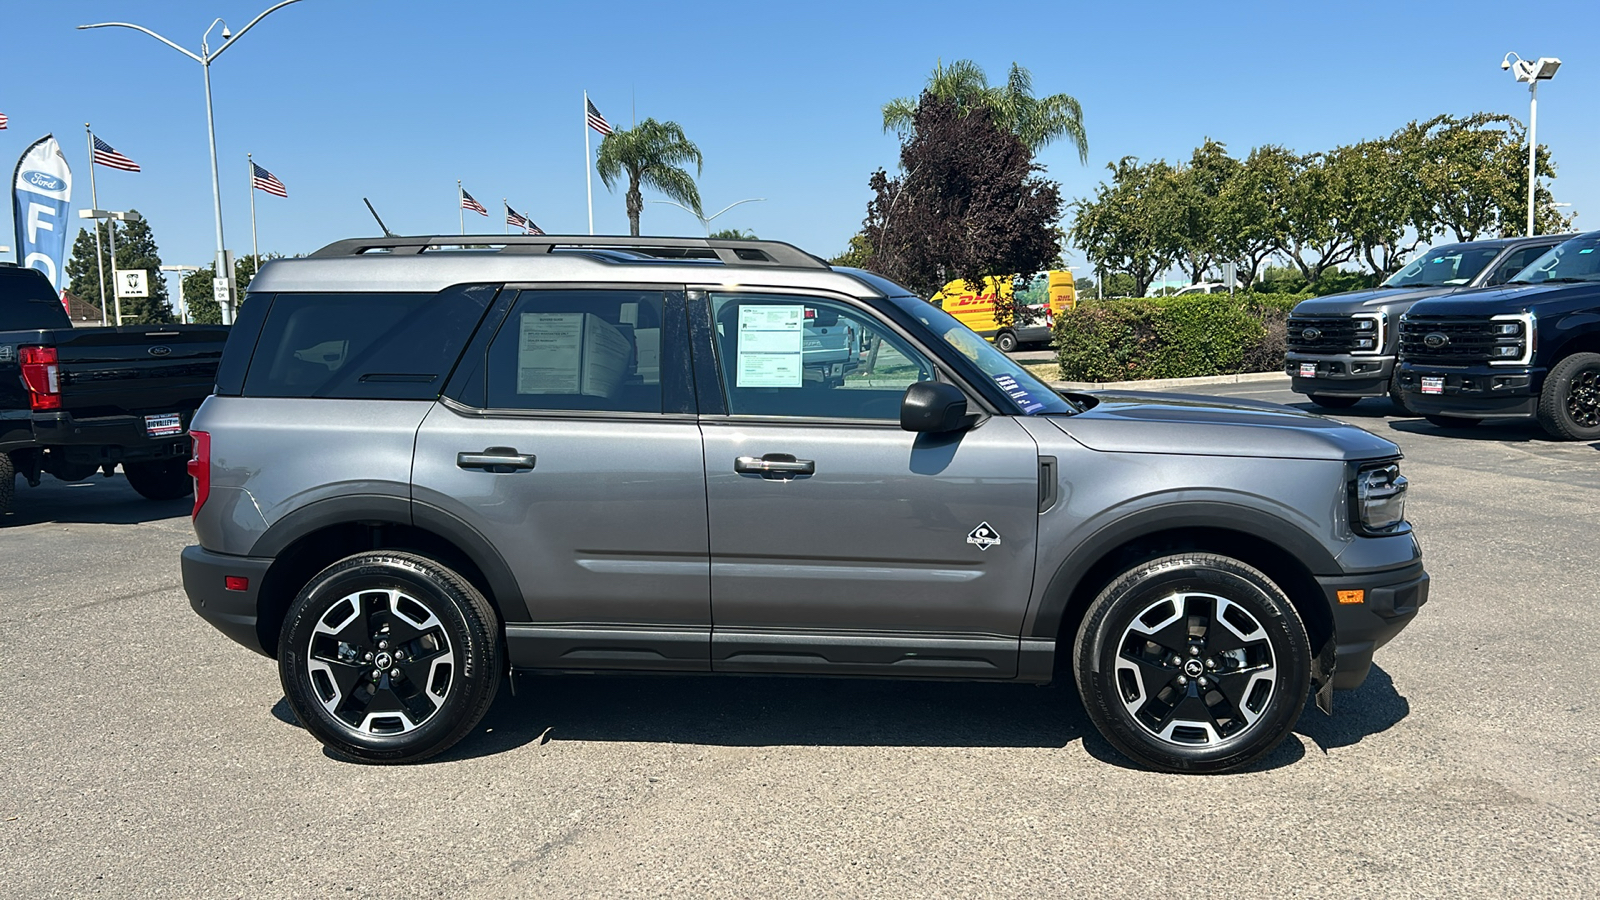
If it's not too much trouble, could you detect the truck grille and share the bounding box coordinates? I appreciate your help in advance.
[1287,316,1361,353]
[1398,316,1498,365]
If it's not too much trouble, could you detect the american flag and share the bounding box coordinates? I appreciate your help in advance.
[251,162,288,198]
[0,111,8,130]
[461,189,488,216]
[92,136,141,172]
[525,219,546,236]
[506,203,528,229]
[586,98,613,136]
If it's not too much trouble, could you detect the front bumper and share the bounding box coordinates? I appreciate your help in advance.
[1286,352,1395,398]
[1396,363,1543,419]
[1319,562,1429,690]
[182,544,274,656]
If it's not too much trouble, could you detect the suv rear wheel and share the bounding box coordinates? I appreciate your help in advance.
[278,551,501,763]
[1536,352,1600,441]
[1073,554,1311,773]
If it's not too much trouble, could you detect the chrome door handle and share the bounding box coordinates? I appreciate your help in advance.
[735,454,815,478]
[457,447,537,472]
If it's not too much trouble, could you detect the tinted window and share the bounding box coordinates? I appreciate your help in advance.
[484,289,665,413]
[1508,233,1600,284]
[1488,245,1555,285]
[0,267,73,329]
[710,293,935,419]
[242,286,495,399]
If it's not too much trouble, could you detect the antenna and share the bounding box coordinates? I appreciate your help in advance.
[363,198,396,237]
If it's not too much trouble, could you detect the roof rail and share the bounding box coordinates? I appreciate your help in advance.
[307,234,832,269]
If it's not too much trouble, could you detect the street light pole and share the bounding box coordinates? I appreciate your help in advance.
[78,0,306,326]
[159,265,202,323]
[650,198,766,235]
[1501,52,1562,237]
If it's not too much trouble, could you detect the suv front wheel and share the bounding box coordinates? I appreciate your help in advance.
[278,551,502,763]
[1073,554,1311,773]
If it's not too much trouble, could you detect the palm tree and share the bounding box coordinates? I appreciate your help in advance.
[882,59,1088,163]
[595,118,704,236]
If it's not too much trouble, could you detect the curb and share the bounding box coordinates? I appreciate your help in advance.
[1049,371,1289,391]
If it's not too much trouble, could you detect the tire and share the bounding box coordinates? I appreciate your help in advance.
[1536,352,1600,441]
[1424,414,1481,429]
[122,458,194,501]
[1073,553,1311,774]
[1387,372,1416,416]
[278,551,502,763]
[994,330,1019,353]
[1307,394,1360,409]
[0,452,14,516]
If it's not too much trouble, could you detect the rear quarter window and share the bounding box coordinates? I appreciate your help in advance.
[241,285,497,399]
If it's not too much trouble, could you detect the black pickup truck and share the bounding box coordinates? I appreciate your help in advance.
[1,264,228,515]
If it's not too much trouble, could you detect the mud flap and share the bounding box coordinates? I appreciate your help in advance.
[1312,638,1337,716]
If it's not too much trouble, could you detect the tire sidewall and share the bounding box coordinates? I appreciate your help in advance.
[278,553,498,763]
[1540,353,1600,441]
[1076,555,1310,773]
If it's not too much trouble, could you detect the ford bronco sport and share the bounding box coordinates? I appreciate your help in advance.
[182,235,1428,773]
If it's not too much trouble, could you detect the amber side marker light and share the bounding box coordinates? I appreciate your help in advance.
[1337,590,1365,605]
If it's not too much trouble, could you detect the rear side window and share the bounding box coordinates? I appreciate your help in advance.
[483,289,666,413]
[242,286,496,399]
[0,268,73,329]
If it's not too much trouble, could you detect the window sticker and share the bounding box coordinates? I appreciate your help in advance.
[994,373,1047,414]
[736,305,804,387]
[517,312,629,397]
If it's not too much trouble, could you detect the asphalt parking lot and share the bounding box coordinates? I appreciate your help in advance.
[3,376,1597,898]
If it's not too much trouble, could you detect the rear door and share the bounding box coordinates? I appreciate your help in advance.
[412,286,712,671]
[693,289,1041,678]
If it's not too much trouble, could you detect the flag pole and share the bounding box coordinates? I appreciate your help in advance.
[248,153,258,283]
[458,180,464,236]
[85,124,107,326]
[582,91,595,235]
[503,198,508,235]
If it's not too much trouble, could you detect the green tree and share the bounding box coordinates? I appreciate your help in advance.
[1215,145,1295,290]
[595,118,703,236]
[882,59,1088,161]
[182,254,276,324]
[1276,150,1361,286]
[829,233,873,268]
[708,227,757,240]
[65,212,172,324]
[1070,156,1179,298]
[1170,139,1242,283]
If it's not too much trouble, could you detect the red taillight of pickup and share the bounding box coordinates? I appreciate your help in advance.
[188,430,211,519]
[18,346,61,410]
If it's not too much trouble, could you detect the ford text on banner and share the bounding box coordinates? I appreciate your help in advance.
[11,135,73,289]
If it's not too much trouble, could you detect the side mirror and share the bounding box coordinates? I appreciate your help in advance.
[900,381,971,433]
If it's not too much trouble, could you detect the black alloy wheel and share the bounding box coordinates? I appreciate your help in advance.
[279,552,501,763]
[1074,554,1310,773]
[1387,372,1417,416]
[1537,352,1600,441]
[1308,394,1361,409]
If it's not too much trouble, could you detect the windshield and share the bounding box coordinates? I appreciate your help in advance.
[892,297,1074,415]
[1508,232,1600,284]
[1382,244,1501,288]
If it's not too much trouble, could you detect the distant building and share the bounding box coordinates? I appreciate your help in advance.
[60,291,107,324]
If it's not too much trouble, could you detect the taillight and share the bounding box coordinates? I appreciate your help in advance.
[188,430,211,518]
[19,346,61,411]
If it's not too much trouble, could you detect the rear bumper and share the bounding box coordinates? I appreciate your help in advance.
[31,410,194,463]
[1396,364,1543,419]
[1319,562,1429,689]
[1286,352,1395,397]
[182,545,274,656]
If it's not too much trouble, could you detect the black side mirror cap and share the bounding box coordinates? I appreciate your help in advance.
[900,381,972,433]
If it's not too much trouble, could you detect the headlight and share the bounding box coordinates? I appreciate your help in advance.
[1352,462,1408,535]
[1350,313,1384,354]
[1489,312,1535,366]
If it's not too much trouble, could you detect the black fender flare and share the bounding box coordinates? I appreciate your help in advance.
[1026,500,1340,642]
[249,493,528,622]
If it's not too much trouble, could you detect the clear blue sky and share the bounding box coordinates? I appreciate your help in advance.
[3,0,1597,298]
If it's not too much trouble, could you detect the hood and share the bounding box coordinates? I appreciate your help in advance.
[1403,281,1594,317]
[1290,284,1457,315]
[1049,391,1399,461]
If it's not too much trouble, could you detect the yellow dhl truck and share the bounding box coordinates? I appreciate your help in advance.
[928,271,1076,352]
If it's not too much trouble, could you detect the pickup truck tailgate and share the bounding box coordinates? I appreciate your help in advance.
[53,326,228,417]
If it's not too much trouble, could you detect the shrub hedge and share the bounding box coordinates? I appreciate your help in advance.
[1053,293,1309,382]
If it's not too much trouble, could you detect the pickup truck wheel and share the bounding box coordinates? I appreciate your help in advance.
[1073,554,1310,774]
[278,551,501,764]
[1387,372,1416,416]
[122,458,194,501]
[994,330,1018,353]
[1424,415,1481,430]
[1307,394,1360,409]
[0,452,14,515]
[1536,352,1600,441]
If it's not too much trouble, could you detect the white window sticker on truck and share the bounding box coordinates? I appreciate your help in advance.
[736,305,804,387]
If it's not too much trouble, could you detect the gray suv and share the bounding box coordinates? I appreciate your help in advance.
[182,235,1428,773]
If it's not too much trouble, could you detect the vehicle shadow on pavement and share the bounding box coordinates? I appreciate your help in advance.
[437,675,1098,761]
[1293,666,1410,753]
[0,476,191,528]
[1385,419,1562,443]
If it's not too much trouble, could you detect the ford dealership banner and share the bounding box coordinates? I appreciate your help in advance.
[11,134,73,289]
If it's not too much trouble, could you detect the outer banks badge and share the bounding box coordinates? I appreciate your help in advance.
[966,522,1002,551]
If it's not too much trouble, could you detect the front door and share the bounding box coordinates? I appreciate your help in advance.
[412,286,711,671]
[695,290,1041,678]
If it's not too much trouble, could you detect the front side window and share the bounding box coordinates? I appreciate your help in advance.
[709,293,934,419]
[1488,244,1555,285]
[1508,233,1600,284]
[484,289,666,413]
